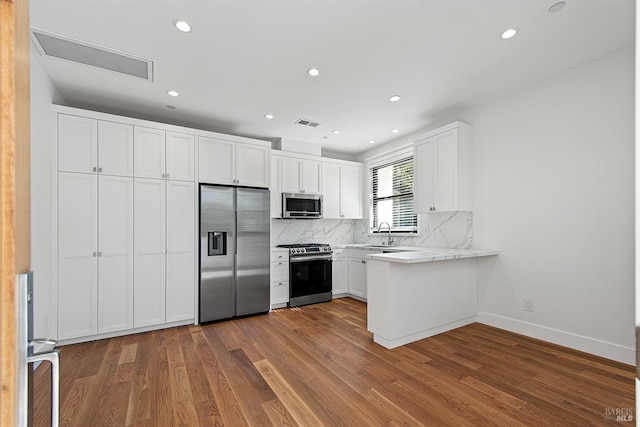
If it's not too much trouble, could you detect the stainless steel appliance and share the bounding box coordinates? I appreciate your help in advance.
[199,185,270,323]
[282,192,322,219]
[277,243,332,307]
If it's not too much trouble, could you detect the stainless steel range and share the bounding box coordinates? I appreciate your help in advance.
[276,243,332,307]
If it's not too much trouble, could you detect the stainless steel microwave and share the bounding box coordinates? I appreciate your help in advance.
[282,192,322,219]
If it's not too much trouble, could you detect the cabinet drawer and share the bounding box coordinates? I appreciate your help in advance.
[271,280,289,304]
[271,251,289,262]
[271,261,289,281]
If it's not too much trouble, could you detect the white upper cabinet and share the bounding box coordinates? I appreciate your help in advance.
[98,121,134,176]
[199,136,269,188]
[321,161,363,219]
[414,122,473,213]
[270,154,282,217]
[281,156,321,194]
[134,128,195,181]
[166,132,195,181]
[134,126,166,179]
[59,114,133,176]
[58,114,98,174]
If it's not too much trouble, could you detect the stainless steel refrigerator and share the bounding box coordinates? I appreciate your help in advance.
[199,184,270,322]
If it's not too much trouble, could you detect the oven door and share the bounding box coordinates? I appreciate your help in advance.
[289,255,332,298]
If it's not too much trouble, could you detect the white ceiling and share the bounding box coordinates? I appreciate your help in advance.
[30,0,635,155]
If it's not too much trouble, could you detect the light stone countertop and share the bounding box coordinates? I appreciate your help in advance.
[335,244,499,264]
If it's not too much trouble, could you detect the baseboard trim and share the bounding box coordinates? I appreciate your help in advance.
[476,311,634,365]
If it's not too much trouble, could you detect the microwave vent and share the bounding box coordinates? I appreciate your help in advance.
[295,118,321,128]
[30,28,154,81]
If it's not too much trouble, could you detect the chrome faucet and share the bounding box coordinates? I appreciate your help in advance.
[377,222,393,246]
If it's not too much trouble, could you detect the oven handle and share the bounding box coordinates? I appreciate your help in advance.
[289,254,333,263]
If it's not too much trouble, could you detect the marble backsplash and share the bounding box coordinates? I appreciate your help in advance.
[271,211,473,249]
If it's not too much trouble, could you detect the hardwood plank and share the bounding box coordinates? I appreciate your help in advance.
[38,298,634,427]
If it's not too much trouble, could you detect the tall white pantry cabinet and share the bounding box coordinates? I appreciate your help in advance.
[55,107,197,342]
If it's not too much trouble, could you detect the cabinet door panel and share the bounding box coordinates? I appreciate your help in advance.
[340,165,363,219]
[134,126,166,179]
[98,121,134,176]
[270,154,282,217]
[166,181,195,322]
[236,143,269,188]
[58,172,98,340]
[134,179,167,327]
[347,258,366,299]
[413,138,434,213]
[58,114,97,174]
[98,175,134,333]
[321,163,341,218]
[332,257,347,295]
[433,130,457,211]
[281,156,302,193]
[303,159,321,194]
[166,132,195,181]
[198,137,234,184]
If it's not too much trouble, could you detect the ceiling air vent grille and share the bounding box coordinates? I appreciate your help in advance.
[295,118,321,128]
[30,28,154,81]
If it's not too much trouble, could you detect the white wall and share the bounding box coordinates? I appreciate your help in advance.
[30,52,63,340]
[463,47,634,364]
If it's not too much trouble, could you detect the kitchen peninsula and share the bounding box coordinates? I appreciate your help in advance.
[365,248,498,349]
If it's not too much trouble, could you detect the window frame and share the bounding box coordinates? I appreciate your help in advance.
[366,145,419,236]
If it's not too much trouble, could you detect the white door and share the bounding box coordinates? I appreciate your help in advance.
[58,114,97,174]
[98,121,134,176]
[166,181,195,322]
[166,132,195,181]
[134,178,167,327]
[302,159,321,194]
[58,172,98,340]
[413,138,434,213]
[236,143,269,187]
[198,137,234,185]
[281,156,302,193]
[321,162,341,218]
[433,130,458,211]
[270,154,282,217]
[340,165,363,219]
[134,126,166,179]
[98,175,134,334]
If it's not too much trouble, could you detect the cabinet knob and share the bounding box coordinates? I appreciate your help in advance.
[98,252,103,257]
[361,260,366,264]
[98,167,102,173]
[166,173,170,178]
[92,167,97,172]
[277,282,283,286]
[92,252,97,257]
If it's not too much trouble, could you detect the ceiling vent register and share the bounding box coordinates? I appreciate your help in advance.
[295,118,321,128]
[30,28,154,81]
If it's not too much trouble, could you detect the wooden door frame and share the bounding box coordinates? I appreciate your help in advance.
[1,0,31,425]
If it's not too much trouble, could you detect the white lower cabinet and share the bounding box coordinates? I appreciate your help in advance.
[347,257,367,300]
[134,179,195,327]
[331,249,347,296]
[58,172,134,340]
[271,249,289,307]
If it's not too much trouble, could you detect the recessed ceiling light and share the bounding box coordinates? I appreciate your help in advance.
[548,2,566,13]
[166,105,176,110]
[175,20,192,33]
[391,129,400,133]
[369,140,376,144]
[389,95,401,102]
[500,28,518,39]
[167,90,179,97]
[264,114,274,119]
[307,68,320,77]
[332,130,340,135]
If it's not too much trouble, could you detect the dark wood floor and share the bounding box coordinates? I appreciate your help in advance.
[33,298,634,426]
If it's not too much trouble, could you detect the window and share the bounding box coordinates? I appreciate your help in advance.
[370,156,417,233]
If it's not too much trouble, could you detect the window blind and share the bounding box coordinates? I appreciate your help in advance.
[370,156,417,232]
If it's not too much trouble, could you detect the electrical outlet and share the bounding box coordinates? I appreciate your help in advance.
[523,299,534,312]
